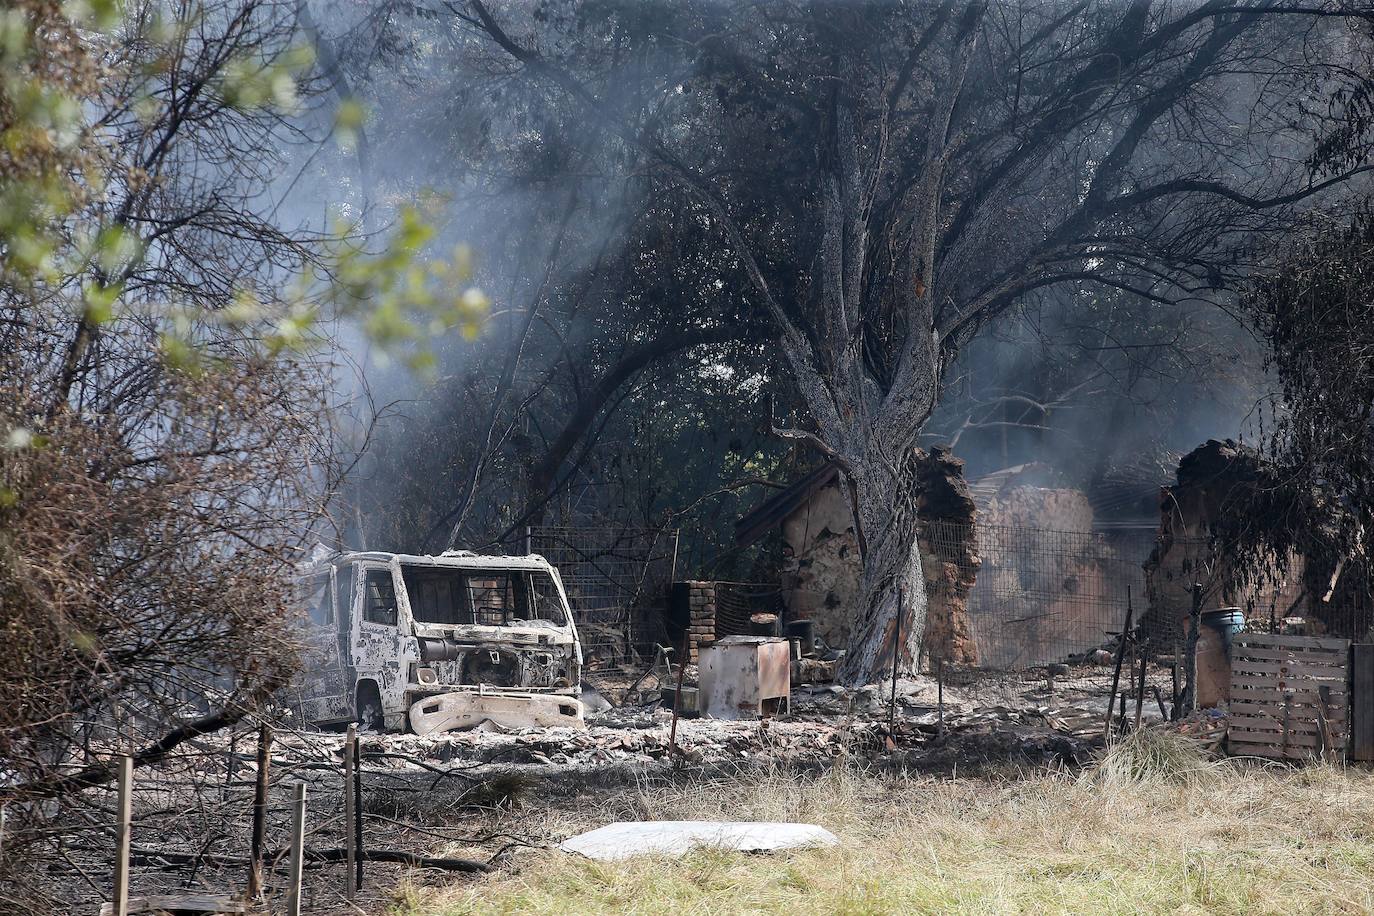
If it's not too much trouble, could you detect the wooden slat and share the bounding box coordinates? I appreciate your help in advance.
[1230,699,1347,716]
[1227,739,1326,761]
[1234,634,1349,652]
[1231,659,1347,678]
[1230,713,1343,735]
[1228,727,1324,748]
[1230,674,1346,696]
[1229,714,1346,736]
[1231,701,1346,723]
[1231,683,1346,697]
[1232,694,1346,706]
[1231,646,1348,664]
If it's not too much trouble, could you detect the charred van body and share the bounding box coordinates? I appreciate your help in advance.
[292,550,584,732]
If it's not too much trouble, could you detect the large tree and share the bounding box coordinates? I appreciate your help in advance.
[444,0,1371,683]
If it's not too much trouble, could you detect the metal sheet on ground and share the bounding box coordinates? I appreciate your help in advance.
[559,821,839,860]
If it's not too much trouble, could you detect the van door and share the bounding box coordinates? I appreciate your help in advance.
[298,568,353,722]
[352,563,411,728]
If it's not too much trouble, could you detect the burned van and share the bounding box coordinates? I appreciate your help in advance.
[291,550,584,733]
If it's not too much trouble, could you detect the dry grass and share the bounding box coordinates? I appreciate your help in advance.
[395,735,1374,915]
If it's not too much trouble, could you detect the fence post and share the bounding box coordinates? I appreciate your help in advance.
[248,723,272,899]
[343,723,356,900]
[1133,642,1148,731]
[937,657,945,735]
[1180,583,1204,715]
[223,728,237,802]
[113,755,132,916]
[353,735,364,892]
[286,782,307,916]
[1104,594,1135,741]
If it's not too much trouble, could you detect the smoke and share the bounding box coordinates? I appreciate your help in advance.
[265,0,1327,555]
[926,285,1272,519]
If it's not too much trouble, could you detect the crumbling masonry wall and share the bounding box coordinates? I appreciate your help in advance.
[779,483,862,649]
[684,581,717,662]
[778,448,980,664]
[914,447,980,666]
[1143,439,1308,641]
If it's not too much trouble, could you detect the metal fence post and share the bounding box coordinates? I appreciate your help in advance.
[343,723,356,900]
[286,782,307,916]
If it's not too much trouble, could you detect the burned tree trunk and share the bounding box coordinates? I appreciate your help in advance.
[837,458,928,686]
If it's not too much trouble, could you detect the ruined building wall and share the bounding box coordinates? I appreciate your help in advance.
[779,483,860,649]
[684,582,717,662]
[779,448,980,664]
[914,447,980,666]
[1143,439,1308,641]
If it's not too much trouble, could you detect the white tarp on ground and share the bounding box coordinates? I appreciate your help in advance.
[558,820,839,860]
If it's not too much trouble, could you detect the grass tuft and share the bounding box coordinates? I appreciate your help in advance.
[1084,726,1220,788]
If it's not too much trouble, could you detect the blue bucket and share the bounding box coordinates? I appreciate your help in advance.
[1200,607,1246,654]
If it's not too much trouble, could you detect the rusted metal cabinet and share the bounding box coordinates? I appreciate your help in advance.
[699,636,791,720]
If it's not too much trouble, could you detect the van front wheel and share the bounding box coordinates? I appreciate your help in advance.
[355,681,385,733]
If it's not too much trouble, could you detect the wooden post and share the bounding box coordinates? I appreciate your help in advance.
[1152,684,1170,720]
[113,755,133,916]
[1180,583,1204,715]
[248,723,272,900]
[668,637,687,769]
[343,724,356,901]
[1133,649,1148,732]
[1352,643,1374,762]
[937,657,944,736]
[1104,594,1136,740]
[353,736,364,892]
[286,782,307,916]
[1170,635,1182,721]
[223,728,238,802]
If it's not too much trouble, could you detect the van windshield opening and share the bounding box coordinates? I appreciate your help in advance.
[400,567,568,627]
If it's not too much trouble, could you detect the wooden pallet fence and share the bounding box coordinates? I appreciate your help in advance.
[1228,633,1349,761]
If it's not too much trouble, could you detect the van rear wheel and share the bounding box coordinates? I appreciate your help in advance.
[355,682,385,733]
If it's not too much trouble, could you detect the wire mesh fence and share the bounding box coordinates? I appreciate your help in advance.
[714,582,786,637]
[522,525,679,666]
[923,521,1161,669]
[919,521,1178,711]
[923,520,1343,671]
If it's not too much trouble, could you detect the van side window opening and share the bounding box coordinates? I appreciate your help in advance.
[337,564,356,629]
[363,569,398,625]
[306,574,332,626]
